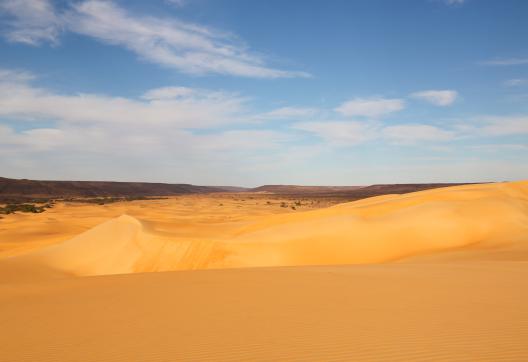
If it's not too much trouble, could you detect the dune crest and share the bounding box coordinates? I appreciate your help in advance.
[11,181,528,276]
[27,214,217,276]
[31,214,145,276]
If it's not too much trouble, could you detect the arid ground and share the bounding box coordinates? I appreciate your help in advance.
[1,181,527,361]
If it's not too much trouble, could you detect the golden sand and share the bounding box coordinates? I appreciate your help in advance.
[0,181,527,361]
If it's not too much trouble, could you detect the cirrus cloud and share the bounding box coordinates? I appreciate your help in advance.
[0,0,309,79]
[0,0,61,45]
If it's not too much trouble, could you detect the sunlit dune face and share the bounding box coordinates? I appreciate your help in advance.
[1,181,527,278]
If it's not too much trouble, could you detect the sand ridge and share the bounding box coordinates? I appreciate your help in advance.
[3,180,527,277]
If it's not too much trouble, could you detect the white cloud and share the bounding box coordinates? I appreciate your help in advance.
[197,130,290,152]
[410,90,458,106]
[69,0,311,78]
[0,70,294,185]
[479,116,528,136]
[19,128,66,150]
[0,0,61,45]
[0,106,301,185]
[0,0,308,78]
[257,107,318,120]
[383,124,455,144]
[0,71,246,128]
[0,124,69,151]
[453,115,528,138]
[0,68,35,82]
[1,64,526,184]
[503,79,528,87]
[293,121,377,145]
[141,86,196,100]
[481,58,528,66]
[293,119,459,146]
[334,97,405,118]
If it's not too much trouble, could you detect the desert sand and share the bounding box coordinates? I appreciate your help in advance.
[1,181,528,361]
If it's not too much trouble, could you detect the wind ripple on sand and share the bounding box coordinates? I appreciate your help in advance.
[1,264,528,361]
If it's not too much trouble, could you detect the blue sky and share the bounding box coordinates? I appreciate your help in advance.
[0,0,527,186]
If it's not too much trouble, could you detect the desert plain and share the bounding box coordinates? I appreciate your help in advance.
[1,181,528,361]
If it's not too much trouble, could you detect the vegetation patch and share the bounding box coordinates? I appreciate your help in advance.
[0,203,53,215]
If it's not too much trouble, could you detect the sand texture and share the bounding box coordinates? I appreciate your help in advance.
[0,181,527,361]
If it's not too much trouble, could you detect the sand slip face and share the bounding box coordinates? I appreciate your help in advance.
[2,180,527,277]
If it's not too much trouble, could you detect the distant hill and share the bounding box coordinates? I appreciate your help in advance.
[0,177,478,203]
[250,185,364,194]
[0,177,238,202]
[249,183,476,200]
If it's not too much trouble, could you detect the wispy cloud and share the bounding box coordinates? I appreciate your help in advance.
[141,86,197,100]
[165,0,187,8]
[481,57,528,66]
[256,107,318,120]
[444,0,465,5]
[0,0,61,45]
[410,90,458,106]
[453,115,528,139]
[383,124,455,144]
[503,79,528,87]
[0,68,246,128]
[478,116,528,136]
[335,97,405,118]
[293,120,456,146]
[0,67,294,184]
[0,0,309,79]
[293,121,377,145]
[468,144,528,152]
[292,112,528,147]
[0,68,35,82]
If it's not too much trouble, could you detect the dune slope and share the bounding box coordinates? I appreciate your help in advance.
[9,180,528,276]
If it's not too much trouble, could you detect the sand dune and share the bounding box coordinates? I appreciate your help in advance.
[7,180,528,277]
[1,181,528,361]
